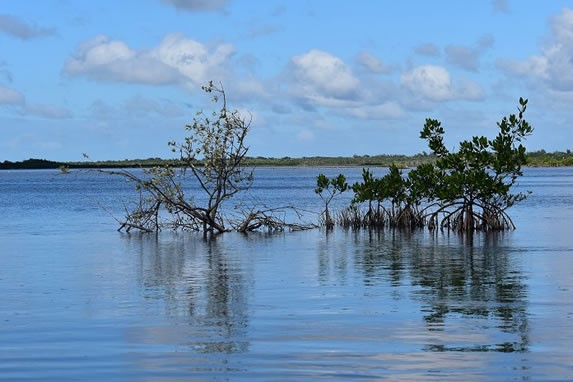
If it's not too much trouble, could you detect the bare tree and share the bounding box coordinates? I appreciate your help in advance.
[109,82,314,235]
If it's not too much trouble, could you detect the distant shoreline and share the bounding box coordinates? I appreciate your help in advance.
[1,150,572,170]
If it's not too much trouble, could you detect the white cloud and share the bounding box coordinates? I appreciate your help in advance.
[356,52,391,74]
[0,85,24,105]
[152,33,234,87]
[400,65,483,102]
[401,65,453,101]
[279,49,409,122]
[64,34,235,88]
[160,0,229,12]
[544,8,573,91]
[64,35,180,85]
[498,7,573,92]
[289,49,359,106]
[0,13,56,40]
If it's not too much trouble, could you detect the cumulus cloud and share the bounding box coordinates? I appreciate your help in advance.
[153,33,234,86]
[281,49,407,121]
[0,85,24,105]
[64,34,235,88]
[401,65,453,101]
[160,0,229,12]
[356,52,392,74]
[401,65,483,102]
[544,8,573,91]
[498,8,573,92]
[0,13,56,39]
[289,49,359,106]
[64,35,180,84]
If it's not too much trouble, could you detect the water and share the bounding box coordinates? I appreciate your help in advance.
[1,167,572,381]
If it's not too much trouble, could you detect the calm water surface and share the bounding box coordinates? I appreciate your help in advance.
[1,167,572,381]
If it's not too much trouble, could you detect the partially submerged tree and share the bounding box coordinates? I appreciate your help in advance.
[315,173,348,228]
[422,97,533,232]
[317,98,532,233]
[110,82,312,234]
[345,164,424,229]
[168,81,253,233]
[351,168,386,227]
[386,165,425,229]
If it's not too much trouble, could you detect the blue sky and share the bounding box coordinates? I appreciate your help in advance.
[1,0,573,161]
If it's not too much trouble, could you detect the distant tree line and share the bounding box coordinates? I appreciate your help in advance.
[0,154,434,170]
[2,149,572,170]
[526,150,573,167]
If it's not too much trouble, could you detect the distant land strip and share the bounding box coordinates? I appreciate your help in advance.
[1,150,573,170]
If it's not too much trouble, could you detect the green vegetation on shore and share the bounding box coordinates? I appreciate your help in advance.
[1,150,573,170]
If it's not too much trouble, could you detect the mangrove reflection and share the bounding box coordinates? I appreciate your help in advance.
[125,233,250,354]
[318,229,530,353]
[411,232,529,352]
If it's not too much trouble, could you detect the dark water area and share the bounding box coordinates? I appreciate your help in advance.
[1,167,572,381]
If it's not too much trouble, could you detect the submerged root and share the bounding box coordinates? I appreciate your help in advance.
[432,203,515,233]
[337,205,364,229]
[391,205,424,229]
[336,205,388,230]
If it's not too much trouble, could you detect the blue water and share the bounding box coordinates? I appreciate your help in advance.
[1,167,573,381]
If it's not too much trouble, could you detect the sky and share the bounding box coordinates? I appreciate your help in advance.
[1,0,573,162]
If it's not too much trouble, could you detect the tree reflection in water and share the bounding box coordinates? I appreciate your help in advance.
[125,227,529,367]
[341,230,529,353]
[412,233,529,352]
[127,233,250,355]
